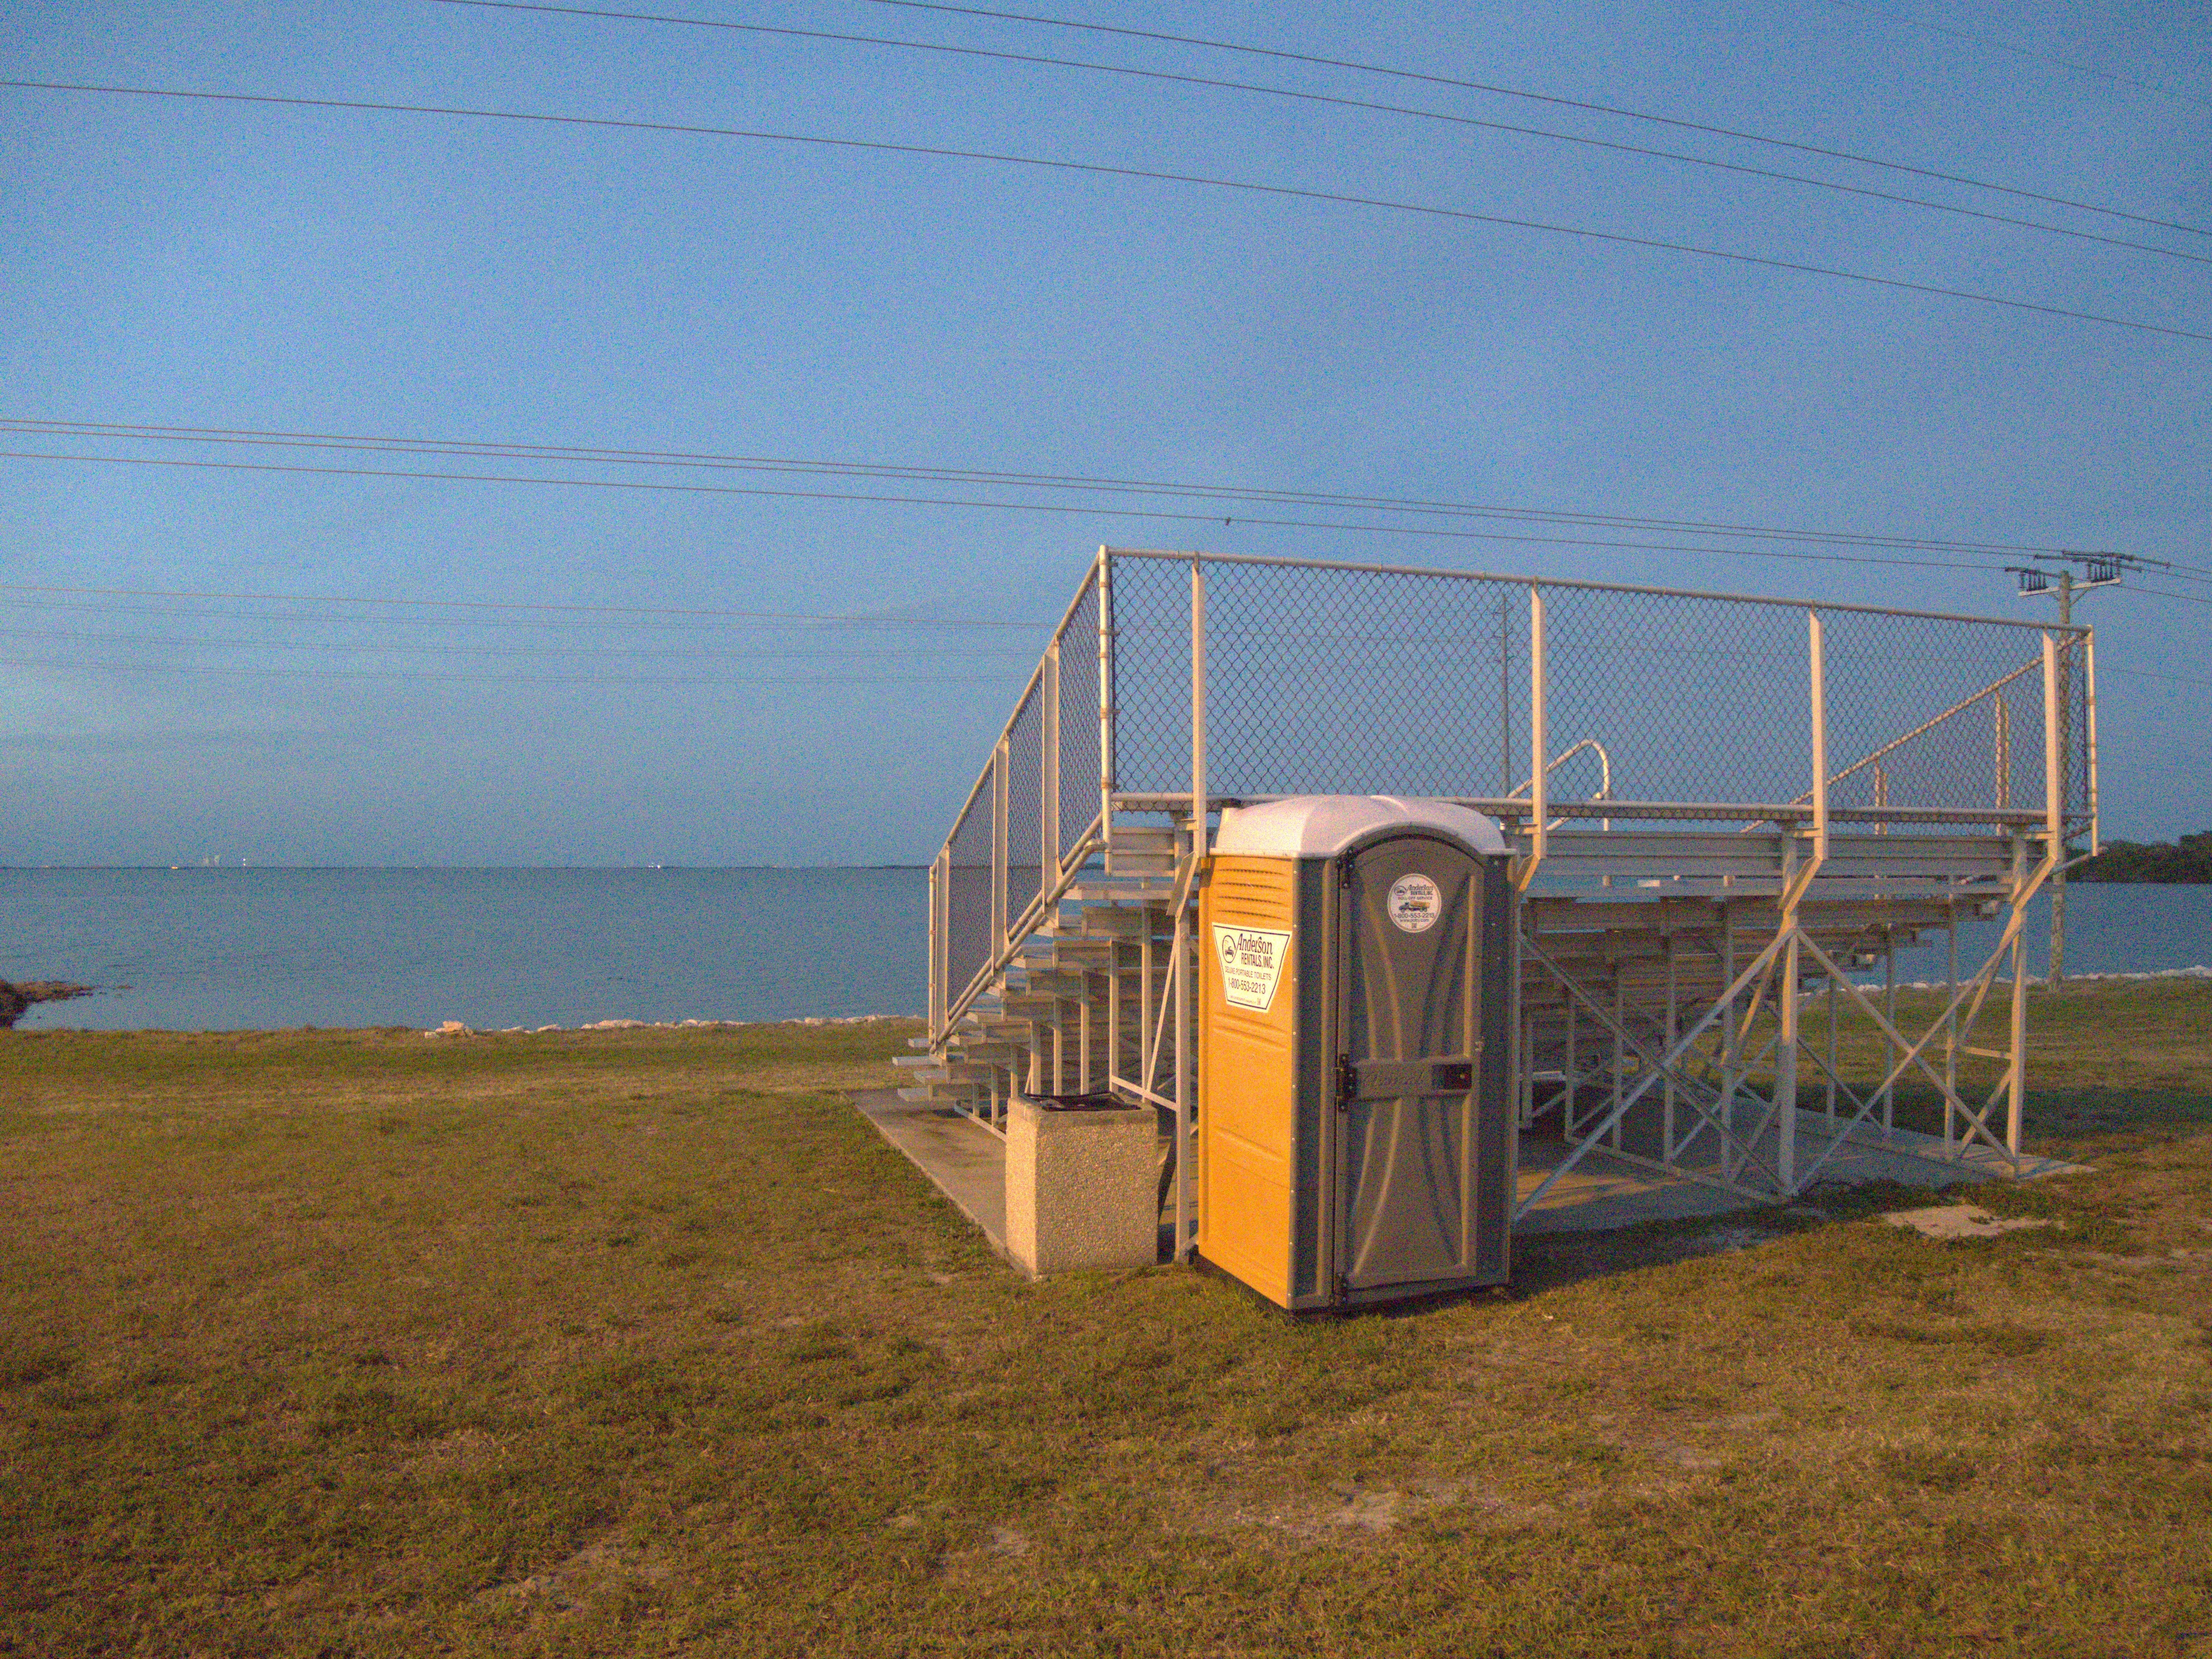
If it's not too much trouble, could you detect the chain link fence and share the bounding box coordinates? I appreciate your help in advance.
[943,779,995,1014]
[1003,682,1044,927]
[934,561,1112,1025]
[1057,576,1103,868]
[1542,584,1807,811]
[1111,552,2090,828]
[1817,608,2079,832]
[934,550,2093,1032]
[1105,552,1194,799]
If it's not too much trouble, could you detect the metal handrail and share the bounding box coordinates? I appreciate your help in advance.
[938,812,1107,1038]
[1781,657,2040,805]
[1505,737,1612,833]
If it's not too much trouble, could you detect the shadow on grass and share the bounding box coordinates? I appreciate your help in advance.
[1170,1076,2212,1317]
[1867,1081,2212,1151]
[1502,1080,2212,1299]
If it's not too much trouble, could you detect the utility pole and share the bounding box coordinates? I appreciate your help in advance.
[2051,567,2077,992]
[2002,550,2160,989]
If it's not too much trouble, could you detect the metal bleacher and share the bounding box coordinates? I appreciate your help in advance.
[903,548,2097,1256]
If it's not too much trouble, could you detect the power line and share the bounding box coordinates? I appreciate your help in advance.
[2125,583,2212,609]
[12,438,2189,586]
[837,0,2212,240]
[1,418,2127,559]
[0,625,1033,659]
[0,596,1041,633]
[2135,549,2212,581]
[2100,665,2212,687]
[0,578,1042,628]
[0,448,2041,572]
[1810,0,2212,113]
[6,80,2205,344]
[424,0,2210,266]
[2124,568,2212,592]
[0,655,1011,687]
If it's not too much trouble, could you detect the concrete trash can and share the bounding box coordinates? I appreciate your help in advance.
[1005,1093,1159,1276]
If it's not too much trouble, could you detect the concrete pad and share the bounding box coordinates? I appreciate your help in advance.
[852,1089,1011,1261]
[1883,1205,2056,1240]
[859,1087,2089,1260]
[1514,1145,1750,1234]
[1517,1119,2086,1235]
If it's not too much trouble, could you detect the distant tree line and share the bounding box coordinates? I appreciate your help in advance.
[2075,831,2212,883]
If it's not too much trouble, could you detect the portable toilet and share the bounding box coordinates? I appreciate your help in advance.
[1197,796,1514,1310]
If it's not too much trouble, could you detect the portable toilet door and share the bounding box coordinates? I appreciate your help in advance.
[1333,822,1512,1300]
[1198,796,1513,1311]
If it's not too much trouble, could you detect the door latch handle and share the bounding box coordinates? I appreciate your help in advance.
[1341,1053,1482,1099]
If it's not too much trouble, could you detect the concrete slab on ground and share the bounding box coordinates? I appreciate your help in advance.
[1883,1204,2058,1240]
[1512,1146,1747,1234]
[853,1089,1011,1262]
[856,1089,2086,1255]
[1517,1120,2085,1234]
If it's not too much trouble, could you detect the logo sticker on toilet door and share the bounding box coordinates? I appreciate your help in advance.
[1387,874,1441,933]
[1212,925,1290,1012]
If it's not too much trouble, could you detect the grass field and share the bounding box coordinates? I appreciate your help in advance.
[3,983,2209,1657]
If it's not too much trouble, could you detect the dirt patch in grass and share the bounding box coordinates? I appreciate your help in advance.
[4,994,2210,1656]
[473,1528,675,1611]
[1172,1473,1565,1546]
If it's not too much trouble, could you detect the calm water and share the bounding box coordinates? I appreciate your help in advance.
[2,867,927,1032]
[1881,882,2211,986]
[2,868,2205,1033]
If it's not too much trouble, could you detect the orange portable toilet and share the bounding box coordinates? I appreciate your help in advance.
[1198,796,1514,1309]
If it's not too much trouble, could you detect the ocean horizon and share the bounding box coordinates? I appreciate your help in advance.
[3,866,930,1032]
[2,862,931,871]
[5,866,2207,1034]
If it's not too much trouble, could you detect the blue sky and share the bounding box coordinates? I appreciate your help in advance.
[1,0,2206,864]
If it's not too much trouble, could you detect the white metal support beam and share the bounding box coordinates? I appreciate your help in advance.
[926,856,939,1039]
[1097,547,1116,853]
[1190,557,1208,862]
[991,740,1009,950]
[1809,610,1829,870]
[1172,873,1194,1262]
[1517,584,1547,892]
[2084,629,2100,855]
[1795,931,2031,1161]
[1774,610,1830,1186]
[1042,639,1060,889]
[1777,841,1800,1188]
[1514,930,1795,1215]
[1171,556,1209,1263]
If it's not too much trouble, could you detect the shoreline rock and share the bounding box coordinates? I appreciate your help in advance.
[421,1013,916,1038]
[0,979,97,1030]
[1855,964,2212,992]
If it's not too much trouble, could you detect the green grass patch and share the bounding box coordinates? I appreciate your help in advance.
[2,993,2209,1656]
